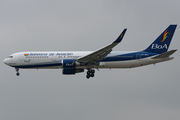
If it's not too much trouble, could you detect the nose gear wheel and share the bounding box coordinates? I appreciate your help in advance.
[15,67,20,76]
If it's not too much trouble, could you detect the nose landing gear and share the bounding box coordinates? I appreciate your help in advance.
[15,67,20,76]
[86,69,95,79]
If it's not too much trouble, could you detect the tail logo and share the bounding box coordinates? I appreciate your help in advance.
[151,44,167,49]
[120,33,123,39]
[160,30,170,42]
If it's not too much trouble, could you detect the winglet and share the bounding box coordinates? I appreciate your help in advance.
[113,29,127,43]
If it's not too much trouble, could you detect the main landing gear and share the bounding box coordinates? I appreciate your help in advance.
[15,67,20,76]
[86,69,95,79]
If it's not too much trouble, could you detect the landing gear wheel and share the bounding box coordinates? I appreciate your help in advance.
[86,69,95,79]
[87,71,91,75]
[16,72,20,76]
[86,74,90,79]
[15,67,20,76]
[90,73,94,77]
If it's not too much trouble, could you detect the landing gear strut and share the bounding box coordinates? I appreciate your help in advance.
[86,69,95,79]
[15,67,20,76]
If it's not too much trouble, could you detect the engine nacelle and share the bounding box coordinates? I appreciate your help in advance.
[62,59,76,68]
[62,59,83,75]
[62,68,84,75]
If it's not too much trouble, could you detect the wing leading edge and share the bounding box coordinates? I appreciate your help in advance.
[77,29,127,64]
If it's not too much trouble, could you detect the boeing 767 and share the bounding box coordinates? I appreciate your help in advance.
[3,25,177,79]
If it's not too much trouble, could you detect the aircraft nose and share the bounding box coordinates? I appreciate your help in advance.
[3,59,8,65]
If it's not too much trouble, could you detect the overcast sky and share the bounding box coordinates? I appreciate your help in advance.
[1,0,180,120]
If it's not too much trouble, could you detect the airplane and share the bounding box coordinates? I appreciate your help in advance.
[3,25,177,79]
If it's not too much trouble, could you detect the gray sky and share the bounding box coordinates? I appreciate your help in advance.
[1,0,180,120]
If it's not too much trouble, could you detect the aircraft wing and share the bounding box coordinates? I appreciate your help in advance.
[77,29,127,63]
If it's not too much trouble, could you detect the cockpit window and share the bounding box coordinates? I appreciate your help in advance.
[8,56,13,58]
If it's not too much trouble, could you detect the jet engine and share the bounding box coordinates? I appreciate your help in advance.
[62,59,84,75]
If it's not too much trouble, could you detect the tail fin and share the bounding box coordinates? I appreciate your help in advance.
[144,25,177,54]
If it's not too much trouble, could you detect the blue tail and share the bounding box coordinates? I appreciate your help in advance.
[144,25,177,54]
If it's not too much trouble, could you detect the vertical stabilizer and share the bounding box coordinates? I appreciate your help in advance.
[144,25,177,54]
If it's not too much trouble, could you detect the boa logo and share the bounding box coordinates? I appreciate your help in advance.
[66,62,75,66]
[151,44,167,49]
[160,30,170,42]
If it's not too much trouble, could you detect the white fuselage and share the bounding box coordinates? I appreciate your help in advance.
[3,51,173,69]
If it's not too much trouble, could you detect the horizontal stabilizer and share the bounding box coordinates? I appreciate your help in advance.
[152,49,177,59]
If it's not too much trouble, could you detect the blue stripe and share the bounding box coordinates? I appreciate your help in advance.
[100,52,157,62]
[11,63,62,68]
